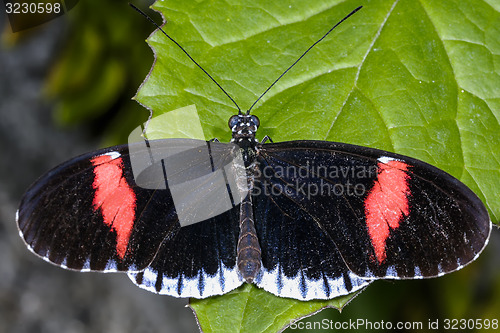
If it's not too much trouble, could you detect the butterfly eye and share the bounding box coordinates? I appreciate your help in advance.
[250,115,260,128]
[228,115,240,129]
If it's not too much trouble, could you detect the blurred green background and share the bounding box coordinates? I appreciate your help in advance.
[0,0,498,332]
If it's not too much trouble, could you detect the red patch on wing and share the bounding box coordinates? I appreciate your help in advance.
[91,154,136,259]
[364,159,410,264]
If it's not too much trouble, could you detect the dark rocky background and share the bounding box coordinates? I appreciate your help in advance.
[0,5,198,333]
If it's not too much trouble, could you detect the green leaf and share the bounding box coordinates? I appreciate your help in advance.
[135,0,500,331]
[189,284,363,333]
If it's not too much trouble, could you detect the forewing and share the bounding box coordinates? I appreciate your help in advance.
[17,139,242,273]
[256,140,491,280]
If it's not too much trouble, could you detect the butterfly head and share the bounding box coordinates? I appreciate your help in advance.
[229,114,260,144]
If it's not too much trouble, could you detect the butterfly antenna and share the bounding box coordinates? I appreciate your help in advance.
[129,3,243,114]
[246,6,362,115]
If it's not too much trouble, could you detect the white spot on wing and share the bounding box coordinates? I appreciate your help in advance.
[254,264,370,300]
[455,259,464,272]
[436,263,445,277]
[128,262,244,298]
[104,260,119,272]
[60,257,68,269]
[81,258,91,271]
[41,254,53,265]
[414,266,423,279]
[101,151,121,160]
[378,156,401,164]
[363,269,375,278]
[386,265,397,277]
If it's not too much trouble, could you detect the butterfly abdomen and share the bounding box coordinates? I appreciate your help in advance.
[237,195,262,283]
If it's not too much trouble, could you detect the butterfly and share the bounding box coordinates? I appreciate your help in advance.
[16,5,491,301]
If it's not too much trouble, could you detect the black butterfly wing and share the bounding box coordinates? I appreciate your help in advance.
[253,183,371,300]
[128,206,244,298]
[17,139,244,277]
[255,140,491,285]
